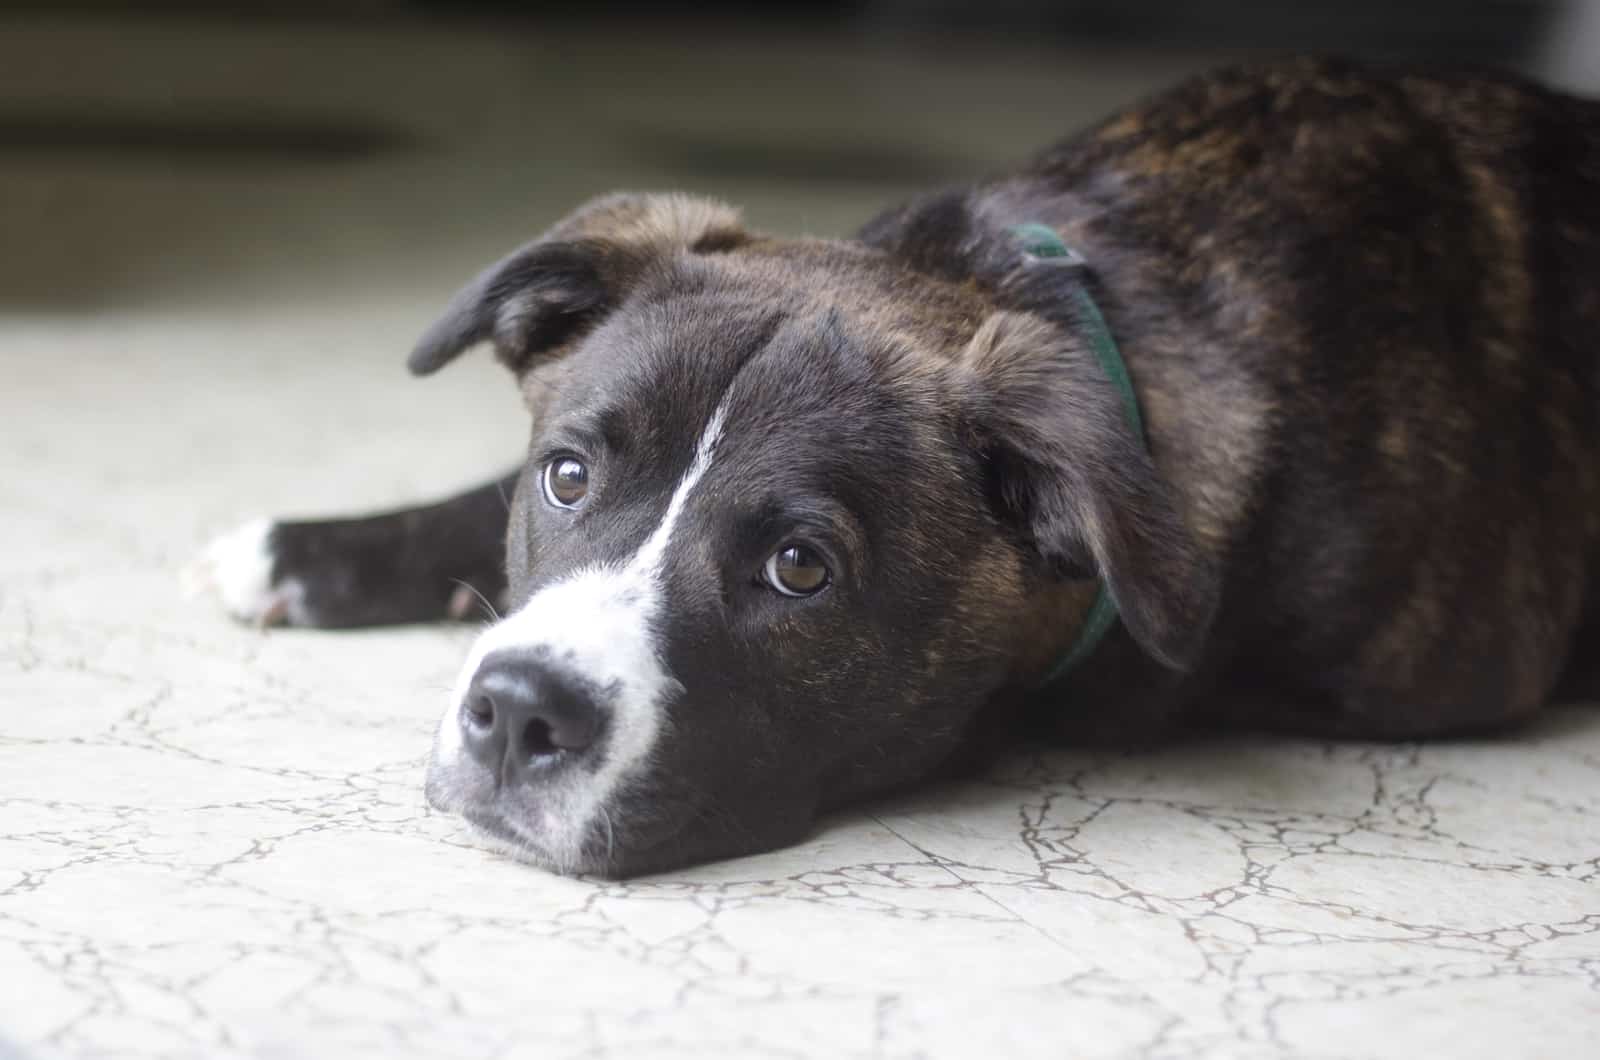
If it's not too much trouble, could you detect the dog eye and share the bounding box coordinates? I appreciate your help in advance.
[541,457,589,509]
[762,544,830,597]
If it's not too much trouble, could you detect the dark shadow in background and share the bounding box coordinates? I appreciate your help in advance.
[0,110,419,162]
[423,0,1553,59]
[0,0,1576,310]
[620,125,979,187]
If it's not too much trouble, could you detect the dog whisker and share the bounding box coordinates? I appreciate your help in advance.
[448,579,501,623]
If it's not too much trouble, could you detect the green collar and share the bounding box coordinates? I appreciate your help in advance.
[1008,223,1146,688]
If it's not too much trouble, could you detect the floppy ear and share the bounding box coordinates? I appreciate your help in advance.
[407,192,750,376]
[960,312,1219,670]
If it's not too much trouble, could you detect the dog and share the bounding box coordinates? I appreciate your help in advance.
[188,57,1600,876]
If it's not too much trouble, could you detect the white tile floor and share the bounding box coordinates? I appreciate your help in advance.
[3,15,1598,1059]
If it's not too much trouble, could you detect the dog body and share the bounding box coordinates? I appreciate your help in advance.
[192,58,1600,875]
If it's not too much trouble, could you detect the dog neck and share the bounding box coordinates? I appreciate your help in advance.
[1008,222,1148,689]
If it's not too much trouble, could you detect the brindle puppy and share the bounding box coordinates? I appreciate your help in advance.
[190,57,1600,875]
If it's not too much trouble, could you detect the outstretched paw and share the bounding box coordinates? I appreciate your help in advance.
[182,519,303,627]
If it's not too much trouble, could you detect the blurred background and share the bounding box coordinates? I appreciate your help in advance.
[2,1,1595,315]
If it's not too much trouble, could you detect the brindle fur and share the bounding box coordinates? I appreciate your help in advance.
[254,57,1600,872]
[858,56,1600,739]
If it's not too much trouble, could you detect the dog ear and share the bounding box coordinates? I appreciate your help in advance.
[407,193,750,376]
[960,312,1219,671]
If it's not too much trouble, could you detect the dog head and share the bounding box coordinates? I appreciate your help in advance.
[418,192,1216,875]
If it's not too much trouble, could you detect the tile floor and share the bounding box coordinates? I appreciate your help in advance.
[2,14,1597,1059]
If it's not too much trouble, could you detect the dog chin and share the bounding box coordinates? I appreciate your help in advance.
[423,771,580,874]
[425,765,661,878]
[428,771,734,879]
[458,808,583,872]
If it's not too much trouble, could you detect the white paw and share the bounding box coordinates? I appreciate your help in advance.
[182,519,302,627]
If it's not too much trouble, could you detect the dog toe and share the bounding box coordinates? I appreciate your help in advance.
[184,519,300,627]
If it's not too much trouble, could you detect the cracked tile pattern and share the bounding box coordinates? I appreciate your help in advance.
[6,594,1600,1060]
[4,15,1598,1059]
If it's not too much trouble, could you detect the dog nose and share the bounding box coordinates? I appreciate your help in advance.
[459,651,601,775]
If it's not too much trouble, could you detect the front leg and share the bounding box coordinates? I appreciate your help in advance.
[185,472,517,628]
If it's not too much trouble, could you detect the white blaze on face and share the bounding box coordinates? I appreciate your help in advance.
[431,400,730,861]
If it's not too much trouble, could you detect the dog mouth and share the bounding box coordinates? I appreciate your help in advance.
[438,787,600,874]
[428,758,710,877]
[456,806,576,869]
